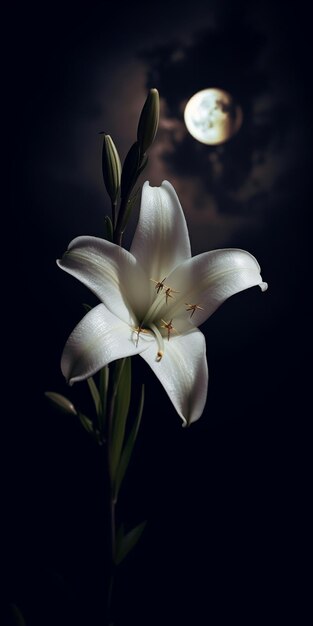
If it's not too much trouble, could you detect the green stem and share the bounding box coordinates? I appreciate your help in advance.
[111,200,117,231]
[105,367,116,624]
[104,359,126,624]
[113,196,127,246]
[99,365,109,440]
[106,497,116,619]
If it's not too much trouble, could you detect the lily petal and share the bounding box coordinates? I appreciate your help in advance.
[140,329,208,426]
[165,249,268,327]
[61,304,152,385]
[130,181,191,285]
[57,236,151,325]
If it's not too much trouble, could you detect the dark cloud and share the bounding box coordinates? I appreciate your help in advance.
[6,2,311,624]
[140,0,310,230]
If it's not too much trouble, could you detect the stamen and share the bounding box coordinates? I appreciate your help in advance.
[150,277,167,293]
[185,303,204,318]
[133,326,150,347]
[142,279,179,330]
[161,319,176,341]
[140,289,166,329]
[165,287,179,304]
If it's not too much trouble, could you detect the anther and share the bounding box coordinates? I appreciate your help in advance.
[150,277,167,293]
[165,287,179,304]
[133,325,149,347]
[185,303,204,318]
[161,319,176,341]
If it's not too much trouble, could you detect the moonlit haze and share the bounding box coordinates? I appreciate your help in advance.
[7,1,310,625]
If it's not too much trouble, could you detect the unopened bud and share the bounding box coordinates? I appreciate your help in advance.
[45,391,77,415]
[102,135,121,203]
[137,88,160,154]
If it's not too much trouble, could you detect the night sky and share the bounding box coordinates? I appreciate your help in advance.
[5,1,311,624]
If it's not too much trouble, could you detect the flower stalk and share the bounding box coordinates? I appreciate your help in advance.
[46,86,267,626]
[104,363,118,623]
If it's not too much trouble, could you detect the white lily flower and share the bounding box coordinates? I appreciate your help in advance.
[57,181,267,426]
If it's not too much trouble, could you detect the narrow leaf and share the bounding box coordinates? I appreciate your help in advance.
[137,153,148,176]
[45,391,77,415]
[115,521,147,565]
[104,215,113,242]
[78,412,94,435]
[110,358,132,481]
[99,365,109,431]
[114,384,144,499]
[121,186,141,231]
[9,604,26,626]
[82,302,92,313]
[120,141,141,199]
[87,377,102,417]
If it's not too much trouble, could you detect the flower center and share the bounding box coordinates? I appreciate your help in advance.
[134,277,204,361]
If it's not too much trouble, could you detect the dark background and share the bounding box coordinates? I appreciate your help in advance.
[5,1,311,624]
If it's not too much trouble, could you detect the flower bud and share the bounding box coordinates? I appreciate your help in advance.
[137,88,160,154]
[102,135,122,203]
[45,391,77,415]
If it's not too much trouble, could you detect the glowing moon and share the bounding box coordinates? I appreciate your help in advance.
[184,88,243,145]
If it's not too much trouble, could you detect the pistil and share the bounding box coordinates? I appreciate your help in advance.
[147,322,165,361]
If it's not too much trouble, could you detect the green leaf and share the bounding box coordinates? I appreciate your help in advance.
[115,521,147,565]
[100,365,109,399]
[137,153,148,176]
[110,358,131,481]
[99,365,109,432]
[45,392,77,415]
[121,141,146,200]
[121,186,141,232]
[78,412,94,435]
[104,215,113,242]
[87,377,102,417]
[114,384,144,499]
[9,604,26,626]
[82,302,92,313]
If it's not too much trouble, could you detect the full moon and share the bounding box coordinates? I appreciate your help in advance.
[184,88,243,145]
